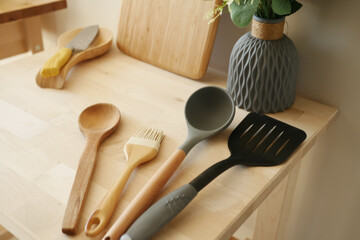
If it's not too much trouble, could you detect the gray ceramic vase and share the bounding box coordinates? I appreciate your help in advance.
[227,16,298,113]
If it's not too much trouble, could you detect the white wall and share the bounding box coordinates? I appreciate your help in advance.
[40,1,360,239]
[281,1,360,239]
[40,0,122,49]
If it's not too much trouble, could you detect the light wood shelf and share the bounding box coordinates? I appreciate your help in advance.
[0,46,337,239]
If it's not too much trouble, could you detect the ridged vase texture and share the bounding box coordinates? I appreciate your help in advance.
[227,32,298,113]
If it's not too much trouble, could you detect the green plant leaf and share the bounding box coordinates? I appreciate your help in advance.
[290,0,302,15]
[272,0,291,15]
[229,0,260,28]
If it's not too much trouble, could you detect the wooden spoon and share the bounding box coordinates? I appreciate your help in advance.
[36,27,113,89]
[62,103,121,235]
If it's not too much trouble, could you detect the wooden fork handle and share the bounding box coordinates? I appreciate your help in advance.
[62,137,99,235]
[102,149,186,240]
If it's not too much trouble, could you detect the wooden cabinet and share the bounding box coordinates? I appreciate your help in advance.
[0,0,66,59]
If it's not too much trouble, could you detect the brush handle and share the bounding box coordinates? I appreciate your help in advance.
[85,164,135,237]
[102,149,186,240]
[121,184,198,240]
[62,136,100,235]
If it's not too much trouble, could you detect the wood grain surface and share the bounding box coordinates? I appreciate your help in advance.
[0,47,337,240]
[0,0,66,23]
[117,0,221,79]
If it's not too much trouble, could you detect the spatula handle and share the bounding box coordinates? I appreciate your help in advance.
[190,157,238,191]
[102,149,186,240]
[85,164,134,237]
[62,137,99,235]
[121,184,198,240]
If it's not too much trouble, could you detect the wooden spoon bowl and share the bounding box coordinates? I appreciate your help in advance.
[36,27,113,89]
[79,103,121,135]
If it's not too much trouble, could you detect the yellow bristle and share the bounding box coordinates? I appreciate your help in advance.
[133,127,164,142]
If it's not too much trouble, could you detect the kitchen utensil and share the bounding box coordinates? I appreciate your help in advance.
[85,127,165,237]
[36,27,113,89]
[103,86,235,240]
[41,25,98,77]
[41,25,99,77]
[62,103,121,235]
[117,0,220,79]
[121,112,307,240]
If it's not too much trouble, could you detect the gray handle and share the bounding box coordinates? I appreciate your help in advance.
[120,184,198,240]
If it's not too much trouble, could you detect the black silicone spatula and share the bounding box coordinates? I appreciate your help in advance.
[120,112,307,240]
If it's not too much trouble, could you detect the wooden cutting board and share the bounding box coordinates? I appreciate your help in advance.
[116,0,221,79]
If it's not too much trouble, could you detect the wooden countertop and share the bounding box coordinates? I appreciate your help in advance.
[0,45,337,240]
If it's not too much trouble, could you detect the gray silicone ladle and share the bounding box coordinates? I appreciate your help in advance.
[103,86,235,240]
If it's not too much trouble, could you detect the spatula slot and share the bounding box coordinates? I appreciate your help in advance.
[251,125,281,155]
[246,123,274,152]
[263,130,284,155]
[238,122,267,147]
[229,112,306,166]
[247,124,266,143]
[266,132,294,158]
[275,139,290,156]
[240,124,254,138]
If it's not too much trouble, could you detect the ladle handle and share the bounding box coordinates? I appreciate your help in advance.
[85,164,134,237]
[103,149,186,240]
[62,137,100,235]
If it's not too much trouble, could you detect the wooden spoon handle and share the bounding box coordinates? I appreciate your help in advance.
[62,137,100,235]
[103,149,186,240]
[85,164,134,237]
